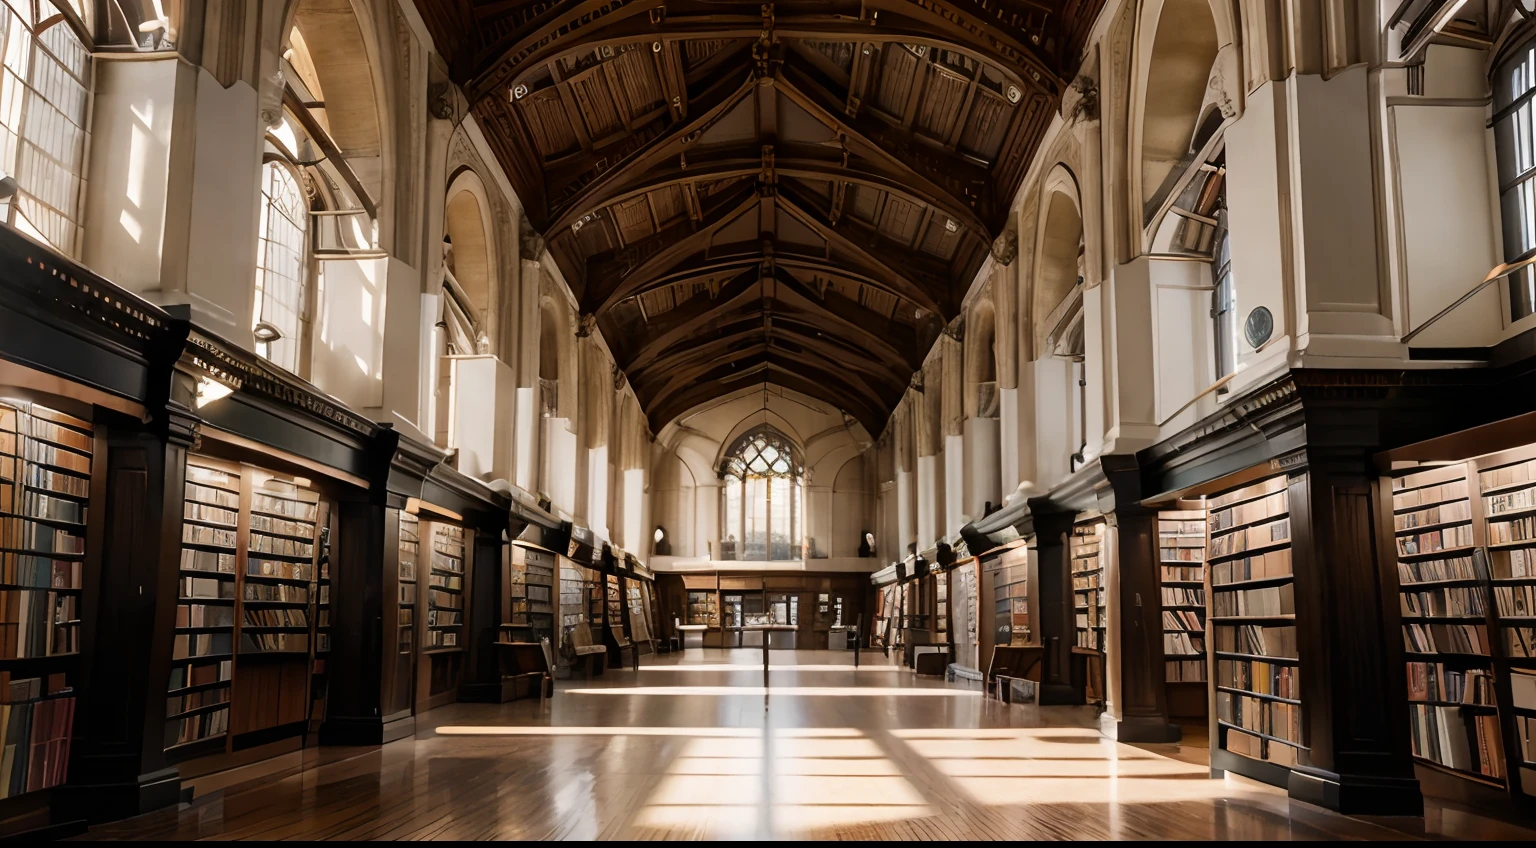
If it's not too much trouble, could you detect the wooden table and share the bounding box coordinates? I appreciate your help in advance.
[742,624,798,688]
[676,624,708,651]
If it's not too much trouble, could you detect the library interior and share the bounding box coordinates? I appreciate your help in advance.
[5,0,1536,841]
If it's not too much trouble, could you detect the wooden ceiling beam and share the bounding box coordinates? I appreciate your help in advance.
[645,361,889,434]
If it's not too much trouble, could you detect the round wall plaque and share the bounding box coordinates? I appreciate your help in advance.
[1243,306,1274,349]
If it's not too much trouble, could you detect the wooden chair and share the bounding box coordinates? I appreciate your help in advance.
[570,622,607,681]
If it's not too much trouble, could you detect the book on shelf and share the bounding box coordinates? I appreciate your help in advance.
[1506,626,1536,658]
[1162,586,1204,606]
[172,632,233,660]
[1217,657,1299,698]
[1402,586,1486,617]
[1217,691,1302,744]
[1488,516,1536,546]
[1397,525,1473,557]
[1212,584,1294,617]
[1213,623,1297,658]
[1161,565,1204,582]
[180,548,236,574]
[179,576,235,600]
[1394,478,1468,509]
[244,581,308,603]
[1406,662,1495,705]
[175,603,234,628]
[1163,609,1204,631]
[167,659,231,691]
[240,631,309,653]
[1397,555,1478,584]
[1211,549,1291,585]
[0,678,75,798]
[1402,622,1490,655]
[1495,583,1536,616]
[1396,500,1472,530]
[1211,491,1287,532]
[1480,460,1536,491]
[1166,659,1205,681]
[1163,631,1203,655]
[1209,519,1290,559]
[1409,704,1504,779]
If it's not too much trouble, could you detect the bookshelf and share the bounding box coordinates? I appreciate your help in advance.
[0,400,87,795]
[935,567,949,643]
[1390,463,1504,786]
[1159,508,1208,718]
[989,546,1030,647]
[425,524,465,651]
[397,512,418,657]
[1206,473,1306,776]
[626,579,652,646]
[507,545,555,646]
[685,590,718,626]
[168,460,238,752]
[1071,520,1105,651]
[1475,453,1536,796]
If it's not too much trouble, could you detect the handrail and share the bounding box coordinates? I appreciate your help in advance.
[1160,335,1284,425]
[1401,254,1536,345]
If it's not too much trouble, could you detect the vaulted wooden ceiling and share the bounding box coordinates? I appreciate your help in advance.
[415,1,1104,433]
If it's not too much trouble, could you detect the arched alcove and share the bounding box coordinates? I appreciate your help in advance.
[443,172,496,320]
[1034,172,1085,354]
[1137,0,1220,220]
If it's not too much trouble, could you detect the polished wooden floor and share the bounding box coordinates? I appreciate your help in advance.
[79,649,1536,841]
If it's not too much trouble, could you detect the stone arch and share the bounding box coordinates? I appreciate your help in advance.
[1031,165,1085,359]
[538,293,577,420]
[965,298,998,419]
[443,168,498,325]
[1129,0,1227,229]
[284,0,387,201]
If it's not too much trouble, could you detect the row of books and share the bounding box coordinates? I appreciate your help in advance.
[0,556,79,589]
[249,533,313,559]
[1398,525,1473,557]
[1213,624,1298,659]
[185,481,238,509]
[1216,658,1299,699]
[1486,486,1536,517]
[180,576,235,600]
[175,603,234,628]
[1480,460,1536,492]
[1163,631,1203,655]
[19,441,89,475]
[17,465,89,499]
[1162,587,1203,606]
[240,632,309,653]
[1402,622,1490,655]
[0,682,74,798]
[186,465,238,489]
[1507,626,1536,658]
[1160,546,1204,562]
[16,491,83,524]
[429,589,463,610]
[1496,584,1536,617]
[250,513,313,538]
[1163,609,1203,631]
[0,590,77,658]
[252,492,317,522]
[1160,519,1204,536]
[1491,548,1536,580]
[1396,499,1471,530]
[1210,491,1287,533]
[247,558,312,582]
[183,501,236,527]
[1217,691,1302,743]
[1406,662,1495,705]
[1401,586,1486,618]
[168,658,231,691]
[1073,573,1100,590]
[1161,565,1204,583]
[18,417,90,452]
[0,519,84,555]
[1212,584,1294,618]
[166,685,228,717]
[1409,704,1504,779]
[183,523,236,549]
[1397,555,1478,585]
[244,608,308,628]
[1226,726,1299,766]
[425,629,459,649]
[1166,659,1205,681]
[245,581,308,603]
[1489,515,1536,546]
[1394,478,1467,509]
[431,552,464,574]
[427,609,462,627]
[429,573,462,591]
[1209,519,1290,559]
[166,705,227,748]
[173,632,233,659]
[180,548,235,574]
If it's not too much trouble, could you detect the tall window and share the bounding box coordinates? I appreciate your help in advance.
[0,2,91,258]
[252,159,309,372]
[720,427,804,561]
[1213,219,1237,378]
[1496,39,1536,320]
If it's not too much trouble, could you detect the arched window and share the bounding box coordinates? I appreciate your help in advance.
[252,157,309,372]
[720,427,804,561]
[1495,38,1536,320]
[0,2,92,258]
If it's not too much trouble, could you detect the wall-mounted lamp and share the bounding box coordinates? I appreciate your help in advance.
[253,321,284,344]
[195,376,234,408]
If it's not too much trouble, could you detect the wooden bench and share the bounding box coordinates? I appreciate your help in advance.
[571,622,607,681]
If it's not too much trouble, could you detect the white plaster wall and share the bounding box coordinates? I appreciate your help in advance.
[183,70,262,343]
[1223,80,1290,369]
[944,432,965,538]
[82,58,178,293]
[513,386,537,491]
[831,455,871,558]
[1082,284,1106,456]
[916,453,939,549]
[1032,356,1074,491]
[963,417,1000,519]
[542,418,578,514]
[447,354,515,481]
[586,444,610,538]
[999,387,1020,497]
[311,255,388,410]
[1150,259,1215,427]
[1393,103,1501,347]
[896,468,914,556]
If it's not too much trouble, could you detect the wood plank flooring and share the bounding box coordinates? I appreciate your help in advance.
[77,649,1536,841]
